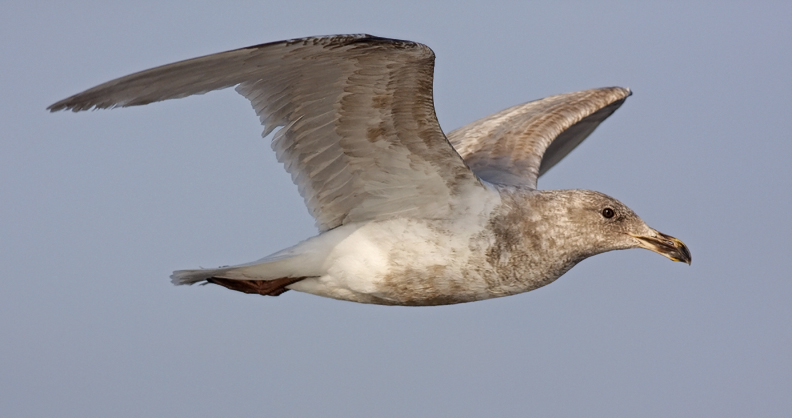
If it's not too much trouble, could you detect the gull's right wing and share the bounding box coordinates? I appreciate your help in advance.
[49,35,485,232]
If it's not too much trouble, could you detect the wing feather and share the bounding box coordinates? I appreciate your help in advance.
[446,87,631,188]
[49,35,483,231]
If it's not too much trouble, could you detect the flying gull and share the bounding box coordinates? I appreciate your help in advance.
[49,34,691,306]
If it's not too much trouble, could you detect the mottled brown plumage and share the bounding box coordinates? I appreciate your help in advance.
[49,35,690,305]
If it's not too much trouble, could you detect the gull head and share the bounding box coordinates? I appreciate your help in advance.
[533,189,691,265]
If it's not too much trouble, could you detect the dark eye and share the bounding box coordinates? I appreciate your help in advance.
[602,207,615,219]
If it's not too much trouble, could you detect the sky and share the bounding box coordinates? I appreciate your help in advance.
[2,1,791,417]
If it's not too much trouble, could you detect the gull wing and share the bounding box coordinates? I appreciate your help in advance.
[49,35,483,231]
[446,87,631,188]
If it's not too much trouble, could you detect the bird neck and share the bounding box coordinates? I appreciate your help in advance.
[480,188,591,293]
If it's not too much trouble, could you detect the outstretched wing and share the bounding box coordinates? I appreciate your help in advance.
[446,87,631,188]
[49,35,483,231]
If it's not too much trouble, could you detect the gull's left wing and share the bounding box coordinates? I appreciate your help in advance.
[446,87,631,189]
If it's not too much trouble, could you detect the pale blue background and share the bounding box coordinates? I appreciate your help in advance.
[2,1,791,417]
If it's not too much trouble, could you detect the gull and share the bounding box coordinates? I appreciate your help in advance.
[49,34,690,306]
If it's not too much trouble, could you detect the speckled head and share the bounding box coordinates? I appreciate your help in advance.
[532,189,691,264]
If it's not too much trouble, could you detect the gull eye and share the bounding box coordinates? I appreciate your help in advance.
[601,207,615,219]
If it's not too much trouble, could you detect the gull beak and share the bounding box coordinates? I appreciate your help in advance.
[631,230,692,265]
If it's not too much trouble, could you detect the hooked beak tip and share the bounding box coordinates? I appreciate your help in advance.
[632,231,691,265]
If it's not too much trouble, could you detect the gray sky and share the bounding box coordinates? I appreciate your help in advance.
[2,1,791,417]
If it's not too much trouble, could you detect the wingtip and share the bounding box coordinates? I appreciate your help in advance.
[46,102,65,113]
[47,93,90,112]
[606,86,632,103]
[591,86,632,101]
[46,98,91,113]
[623,87,633,97]
[47,98,127,113]
[606,86,632,98]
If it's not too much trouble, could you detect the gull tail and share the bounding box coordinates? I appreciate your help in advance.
[170,246,322,296]
[169,251,296,285]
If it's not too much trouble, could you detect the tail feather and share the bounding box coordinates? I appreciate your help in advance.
[170,266,236,285]
[170,246,320,286]
[171,231,337,288]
